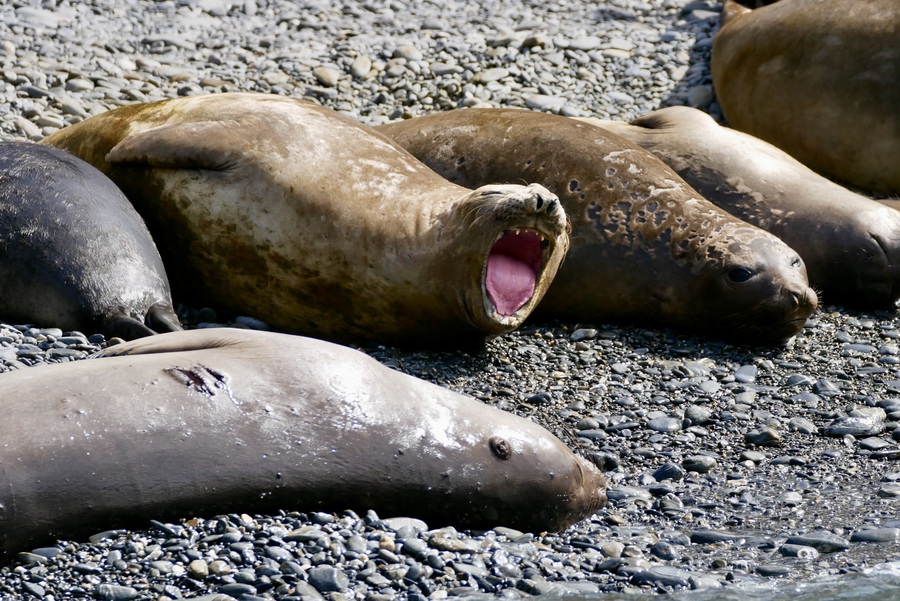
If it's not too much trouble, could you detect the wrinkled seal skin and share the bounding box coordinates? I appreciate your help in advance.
[0,142,181,339]
[377,108,817,345]
[589,106,900,308]
[0,328,606,559]
[712,0,900,195]
[43,93,569,346]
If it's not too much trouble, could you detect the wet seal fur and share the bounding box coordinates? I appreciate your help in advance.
[0,142,181,339]
[712,0,900,195]
[377,108,817,344]
[0,328,606,559]
[589,106,900,308]
[43,93,569,346]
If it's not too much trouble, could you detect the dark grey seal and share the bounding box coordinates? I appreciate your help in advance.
[0,142,181,339]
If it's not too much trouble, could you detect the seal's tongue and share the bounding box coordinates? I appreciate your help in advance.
[486,230,544,316]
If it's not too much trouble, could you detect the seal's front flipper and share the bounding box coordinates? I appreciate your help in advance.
[106,121,244,171]
[146,303,183,334]
[96,328,250,358]
[101,312,157,341]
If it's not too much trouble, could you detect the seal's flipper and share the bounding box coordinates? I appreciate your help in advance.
[101,312,157,341]
[96,328,249,358]
[106,121,244,171]
[146,303,183,334]
[629,112,676,131]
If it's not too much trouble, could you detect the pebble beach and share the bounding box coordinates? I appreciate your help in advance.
[1,1,899,600]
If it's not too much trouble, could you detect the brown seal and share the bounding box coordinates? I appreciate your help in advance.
[42,93,568,346]
[0,328,606,559]
[588,106,900,307]
[712,0,900,195]
[376,108,817,345]
[0,141,182,339]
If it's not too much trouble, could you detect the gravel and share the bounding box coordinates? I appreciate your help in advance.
[2,0,900,600]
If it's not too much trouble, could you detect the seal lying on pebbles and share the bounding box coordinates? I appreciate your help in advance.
[0,328,606,559]
[42,93,569,346]
[0,142,181,339]
[712,0,900,195]
[377,108,817,344]
[588,106,900,308]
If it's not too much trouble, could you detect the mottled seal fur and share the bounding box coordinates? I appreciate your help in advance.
[0,328,606,558]
[377,108,817,344]
[43,93,569,346]
[0,141,181,339]
[589,106,900,307]
[712,0,900,195]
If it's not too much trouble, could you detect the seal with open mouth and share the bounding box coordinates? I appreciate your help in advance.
[0,141,182,339]
[377,108,817,344]
[0,328,606,559]
[43,93,568,346]
[589,106,900,308]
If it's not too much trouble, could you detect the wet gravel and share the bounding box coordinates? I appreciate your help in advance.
[3,310,900,599]
[1,0,899,599]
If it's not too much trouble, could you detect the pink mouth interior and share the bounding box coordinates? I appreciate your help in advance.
[485,230,545,317]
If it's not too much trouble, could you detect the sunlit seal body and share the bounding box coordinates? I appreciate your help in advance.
[43,93,569,346]
[377,108,817,344]
[589,106,900,308]
[0,328,606,559]
[712,0,900,195]
[0,142,181,339]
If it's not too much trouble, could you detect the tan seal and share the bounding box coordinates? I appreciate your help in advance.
[0,328,606,558]
[377,108,818,344]
[43,93,568,346]
[712,0,900,195]
[588,106,900,308]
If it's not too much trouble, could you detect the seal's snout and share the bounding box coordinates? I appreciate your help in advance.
[784,265,818,315]
[866,225,900,306]
[792,287,818,311]
[575,454,608,517]
[533,191,559,216]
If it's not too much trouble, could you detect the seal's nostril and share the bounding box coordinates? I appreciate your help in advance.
[535,195,544,210]
[547,199,558,214]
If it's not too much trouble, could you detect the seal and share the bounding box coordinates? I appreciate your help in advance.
[0,328,607,558]
[588,106,900,307]
[376,108,817,344]
[712,0,900,195]
[0,141,182,339]
[42,93,569,346]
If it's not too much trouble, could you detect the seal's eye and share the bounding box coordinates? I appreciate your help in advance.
[489,436,512,460]
[728,267,754,283]
[791,257,802,268]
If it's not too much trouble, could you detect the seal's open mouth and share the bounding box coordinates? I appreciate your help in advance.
[486,229,547,316]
